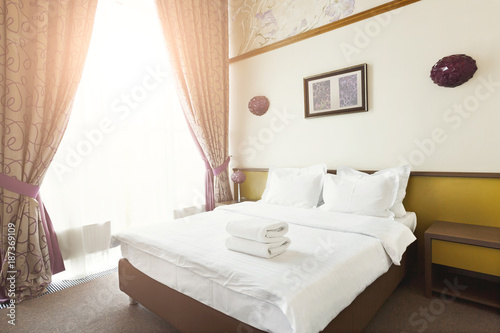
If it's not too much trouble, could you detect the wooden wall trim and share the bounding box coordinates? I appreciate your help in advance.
[408,171,500,178]
[232,168,500,179]
[229,0,421,63]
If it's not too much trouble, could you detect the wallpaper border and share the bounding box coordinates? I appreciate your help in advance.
[229,0,421,63]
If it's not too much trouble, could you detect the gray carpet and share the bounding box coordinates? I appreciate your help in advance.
[363,273,499,333]
[0,267,119,311]
[0,271,178,333]
[0,272,498,332]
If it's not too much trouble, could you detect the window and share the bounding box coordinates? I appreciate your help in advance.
[42,0,204,278]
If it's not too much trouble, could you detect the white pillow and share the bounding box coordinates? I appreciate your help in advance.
[338,165,411,217]
[261,164,327,208]
[320,173,399,218]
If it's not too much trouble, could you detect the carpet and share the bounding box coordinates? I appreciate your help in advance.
[363,273,500,333]
[0,267,118,311]
[0,271,179,333]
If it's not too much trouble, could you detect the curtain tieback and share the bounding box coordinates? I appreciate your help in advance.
[0,172,40,199]
[203,156,231,176]
[213,156,231,176]
[0,172,65,274]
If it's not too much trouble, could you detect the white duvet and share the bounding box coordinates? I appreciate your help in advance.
[112,202,416,333]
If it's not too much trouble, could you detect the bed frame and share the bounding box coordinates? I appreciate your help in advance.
[118,241,416,333]
[117,169,499,332]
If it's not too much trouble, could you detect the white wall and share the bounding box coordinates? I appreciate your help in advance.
[229,0,500,172]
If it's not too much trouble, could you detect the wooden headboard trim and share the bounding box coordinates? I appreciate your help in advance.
[232,168,500,179]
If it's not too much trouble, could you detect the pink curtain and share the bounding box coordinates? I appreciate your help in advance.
[155,0,232,211]
[0,0,98,302]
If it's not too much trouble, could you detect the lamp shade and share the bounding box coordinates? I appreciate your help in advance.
[231,171,246,184]
[430,54,477,88]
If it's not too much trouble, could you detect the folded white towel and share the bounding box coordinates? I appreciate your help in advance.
[225,236,291,258]
[226,218,289,242]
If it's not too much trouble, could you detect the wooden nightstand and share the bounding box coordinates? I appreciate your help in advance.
[424,221,500,308]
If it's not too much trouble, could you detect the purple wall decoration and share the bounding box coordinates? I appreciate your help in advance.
[338,74,358,107]
[430,54,477,88]
[248,96,270,116]
[312,81,331,111]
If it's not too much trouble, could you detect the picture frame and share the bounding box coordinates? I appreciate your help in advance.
[304,64,368,118]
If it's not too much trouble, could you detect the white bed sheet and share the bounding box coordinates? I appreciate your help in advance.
[395,211,417,232]
[119,242,291,332]
[112,202,416,333]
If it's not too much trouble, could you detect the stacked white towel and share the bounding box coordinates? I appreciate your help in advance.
[225,218,290,258]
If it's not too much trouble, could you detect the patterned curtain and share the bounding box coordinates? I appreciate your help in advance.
[0,0,98,302]
[155,0,232,211]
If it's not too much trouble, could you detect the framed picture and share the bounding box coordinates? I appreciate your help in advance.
[304,64,368,118]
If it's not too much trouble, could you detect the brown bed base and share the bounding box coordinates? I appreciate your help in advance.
[118,242,416,333]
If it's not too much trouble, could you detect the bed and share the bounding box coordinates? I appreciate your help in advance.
[112,165,417,332]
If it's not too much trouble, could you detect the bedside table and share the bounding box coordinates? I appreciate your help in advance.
[424,221,500,308]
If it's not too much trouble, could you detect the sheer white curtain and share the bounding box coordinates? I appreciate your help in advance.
[42,0,205,279]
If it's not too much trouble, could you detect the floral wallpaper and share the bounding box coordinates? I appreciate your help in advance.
[229,0,391,58]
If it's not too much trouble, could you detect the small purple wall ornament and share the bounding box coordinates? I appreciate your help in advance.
[430,54,477,88]
[231,170,246,202]
[248,96,270,116]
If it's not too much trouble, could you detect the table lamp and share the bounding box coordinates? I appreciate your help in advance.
[231,171,246,203]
